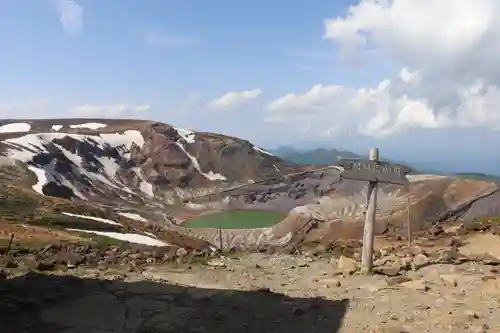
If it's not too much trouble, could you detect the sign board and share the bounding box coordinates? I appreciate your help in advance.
[338,158,411,185]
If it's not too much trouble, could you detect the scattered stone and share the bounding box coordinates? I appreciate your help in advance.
[386,276,412,286]
[439,274,459,287]
[399,279,429,291]
[337,255,357,273]
[207,259,226,268]
[36,260,55,271]
[374,255,397,267]
[3,258,18,269]
[374,265,402,277]
[428,224,444,236]
[321,278,341,287]
[176,247,188,258]
[470,323,489,333]
[412,253,430,268]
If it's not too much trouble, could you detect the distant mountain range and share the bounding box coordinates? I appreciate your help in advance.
[271,146,500,180]
[270,147,360,166]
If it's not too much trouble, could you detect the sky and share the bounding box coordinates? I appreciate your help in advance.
[1,0,500,173]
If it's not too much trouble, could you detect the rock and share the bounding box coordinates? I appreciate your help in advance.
[375,323,410,333]
[476,253,500,265]
[64,252,85,267]
[439,274,459,287]
[3,258,18,269]
[374,255,397,267]
[428,224,444,236]
[379,248,393,257]
[36,260,55,271]
[176,248,188,258]
[433,248,468,264]
[464,310,480,320]
[385,276,412,286]
[374,265,402,277]
[412,253,430,268]
[470,324,489,333]
[439,273,480,287]
[321,278,342,287]
[146,257,157,264]
[337,255,357,273]
[481,278,500,294]
[399,279,429,291]
[207,259,226,268]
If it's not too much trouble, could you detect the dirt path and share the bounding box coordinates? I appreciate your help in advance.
[1,249,499,333]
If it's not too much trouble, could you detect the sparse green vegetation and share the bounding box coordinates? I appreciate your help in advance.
[475,216,500,223]
[27,215,120,232]
[0,189,39,219]
[182,210,285,229]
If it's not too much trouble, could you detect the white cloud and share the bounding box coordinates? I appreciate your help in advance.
[208,89,263,111]
[71,104,151,118]
[267,0,500,137]
[52,0,84,35]
[0,100,151,119]
[0,98,51,118]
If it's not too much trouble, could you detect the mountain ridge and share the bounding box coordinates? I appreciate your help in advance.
[1,118,500,254]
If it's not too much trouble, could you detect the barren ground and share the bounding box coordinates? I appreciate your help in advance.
[2,231,500,333]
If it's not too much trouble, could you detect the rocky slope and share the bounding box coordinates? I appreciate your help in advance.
[0,119,296,204]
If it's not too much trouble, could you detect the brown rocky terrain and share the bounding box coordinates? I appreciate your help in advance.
[2,221,500,332]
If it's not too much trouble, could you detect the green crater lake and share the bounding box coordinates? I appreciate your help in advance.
[182,210,285,229]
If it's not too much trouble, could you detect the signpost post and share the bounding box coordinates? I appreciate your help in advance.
[338,148,411,274]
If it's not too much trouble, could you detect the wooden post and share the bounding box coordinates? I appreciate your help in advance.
[407,196,412,247]
[361,148,379,274]
[218,220,223,252]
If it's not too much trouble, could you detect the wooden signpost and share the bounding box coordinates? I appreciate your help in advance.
[338,148,412,274]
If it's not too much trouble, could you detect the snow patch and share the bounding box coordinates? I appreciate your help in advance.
[175,142,226,181]
[273,164,280,171]
[51,125,63,131]
[407,174,446,182]
[62,212,122,226]
[100,130,145,149]
[253,146,273,156]
[67,228,169,247]
[0,122,31,133]
[118,212,148,223]
[27,165,51,194]
[144,231,157,238]
[173,126,195,144]
[132,167,155,197]
[2,131,146,198]
[70,123,107,130]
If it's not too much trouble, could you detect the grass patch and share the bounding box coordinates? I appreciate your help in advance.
[475,216,500,223]
[27,215,121,232]
[0,191,39,220]
[182,210,285,229]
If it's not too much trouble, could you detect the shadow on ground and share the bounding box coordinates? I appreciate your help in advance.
[0,272,349,333]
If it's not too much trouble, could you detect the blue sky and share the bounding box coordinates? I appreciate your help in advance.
[1,0,500,173]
